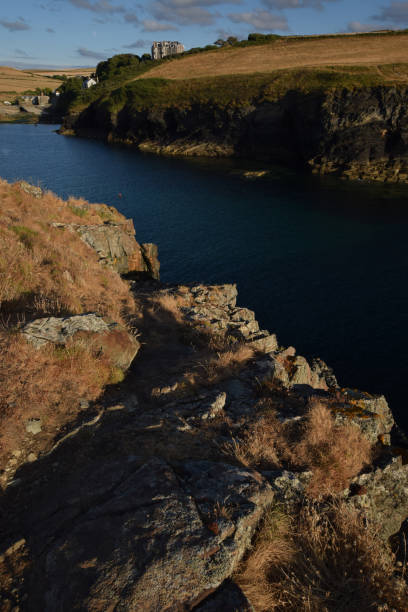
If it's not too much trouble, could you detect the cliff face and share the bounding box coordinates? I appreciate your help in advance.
[65,86,408,182]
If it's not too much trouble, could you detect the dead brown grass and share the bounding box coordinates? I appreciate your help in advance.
[228,401,372,497]
[0,332,112,459]
[0,179,133,323]
[0,179,136,468]
[0,66,93,101]
[0,66,56,100]
[31,68,94,78]
[294,401,373,497]
[144,34,408,81]
[237,501,408,611]
[149,292,192,324]
[185,343,255,389]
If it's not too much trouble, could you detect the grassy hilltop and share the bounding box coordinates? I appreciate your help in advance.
[56,30,408,121]
[144,30,408,81]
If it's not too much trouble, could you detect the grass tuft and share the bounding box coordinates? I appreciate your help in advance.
[237,500,408,611]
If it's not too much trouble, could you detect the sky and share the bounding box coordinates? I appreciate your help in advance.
[1,0,408,69]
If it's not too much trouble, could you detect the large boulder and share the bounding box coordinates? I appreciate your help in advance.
[331,389,395,444]
[348,455,408,540]
[20,457,272,610]
[52,220,160,278]
[22,313,139,370]
[75,222,160,278]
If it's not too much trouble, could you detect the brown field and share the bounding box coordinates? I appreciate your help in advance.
[32,67,94,77]
[0,66,94,100]
[144,33,408,80]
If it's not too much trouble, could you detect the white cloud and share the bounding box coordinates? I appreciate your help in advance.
[372,2,408,24]
[0,17,30,32]
[347,21,388,33]
[77,46,107,59]
[229,9,288,30]
[123,39,152,48]
[263,0,338,9]
[151,2,214,25]
[69,0,125,14]
[142,19,178,31]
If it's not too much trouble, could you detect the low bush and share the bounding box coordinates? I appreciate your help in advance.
[238,500,408,611]
[228,400,372,497]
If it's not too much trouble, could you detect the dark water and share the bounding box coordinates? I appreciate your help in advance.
[1,123,408,429]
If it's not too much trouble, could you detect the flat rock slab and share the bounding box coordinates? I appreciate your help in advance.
[10,458,272,611]
[22,314,140,370]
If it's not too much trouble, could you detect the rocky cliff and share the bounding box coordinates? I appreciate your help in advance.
[63,85,408,183]
[1,182,408,610]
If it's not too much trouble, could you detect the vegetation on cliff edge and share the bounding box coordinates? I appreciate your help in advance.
[0,180,135,466]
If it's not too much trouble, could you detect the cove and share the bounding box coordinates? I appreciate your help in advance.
[1,123,408,431]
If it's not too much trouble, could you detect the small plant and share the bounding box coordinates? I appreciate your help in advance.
[68,204,87,218]
[226,400,372,497]
[10,225,38,250]
[237,501,408,611]
[109,366,125,384]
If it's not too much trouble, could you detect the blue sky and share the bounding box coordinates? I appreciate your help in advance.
[1,0,408,68]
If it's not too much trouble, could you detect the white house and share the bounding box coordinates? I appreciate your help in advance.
[82,77,97,89]
[151,41,184,60]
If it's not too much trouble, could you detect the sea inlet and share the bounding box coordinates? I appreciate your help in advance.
[1,123,408,431]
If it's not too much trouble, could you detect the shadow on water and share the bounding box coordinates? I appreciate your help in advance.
[1,123,408,430]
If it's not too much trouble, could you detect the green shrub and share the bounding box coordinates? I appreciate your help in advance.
[10,225,38,250]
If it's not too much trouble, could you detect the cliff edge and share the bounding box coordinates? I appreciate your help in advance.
[60,61,408,184]
[1,181,408,610]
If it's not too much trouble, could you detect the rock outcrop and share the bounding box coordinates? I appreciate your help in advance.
[8,457,272,611]
[53,220,160,278]
[1,276,408,607]
[22,313,140,370]
[66,86,408,183]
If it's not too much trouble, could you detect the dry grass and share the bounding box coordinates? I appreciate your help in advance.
[31,68,94,78]
[0,179,133,323]
[144,34,408,81]
[228,401,372,497]
[0,66,94,101]
[0,332,113,460]
[237,501,408,611]
[0,66,56,100]
[0,179,136,467]
[149,292,192,324]
[227,409,291,471]
[294,401,372,497]
[188,343,255,388]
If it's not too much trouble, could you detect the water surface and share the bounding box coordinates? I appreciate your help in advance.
[1,123,407,429]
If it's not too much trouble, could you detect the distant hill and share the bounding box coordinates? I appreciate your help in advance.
[0,66,94,101]
[142,31,408,80]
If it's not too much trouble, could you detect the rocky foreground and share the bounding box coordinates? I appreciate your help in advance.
[1,182,408,610]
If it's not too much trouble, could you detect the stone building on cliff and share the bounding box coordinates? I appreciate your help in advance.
[151,41,185,60]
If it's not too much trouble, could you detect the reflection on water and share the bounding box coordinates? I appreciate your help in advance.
[1,123,408,430]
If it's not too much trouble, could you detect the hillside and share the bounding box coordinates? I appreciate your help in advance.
[0,65,93,101]
[143,31,408,80]
[58,32,408,183]
[1,178,408,609]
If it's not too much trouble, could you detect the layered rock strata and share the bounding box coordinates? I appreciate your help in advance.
[64,86,408,183]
